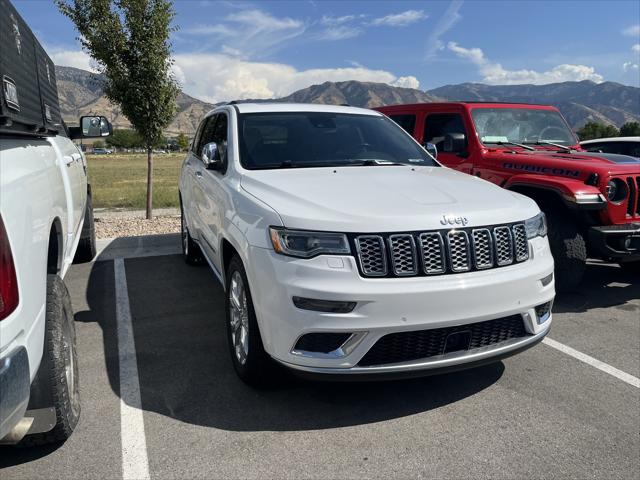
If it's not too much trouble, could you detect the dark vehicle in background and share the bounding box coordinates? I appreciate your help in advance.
[581,136,640,158]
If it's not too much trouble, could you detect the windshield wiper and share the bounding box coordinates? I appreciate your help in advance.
[532,140,572,152]
[485,141,535,151]
[343,159,405,166]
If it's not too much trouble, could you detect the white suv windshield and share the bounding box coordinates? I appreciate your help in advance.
[471,108,577,146]
[238,112,436,169]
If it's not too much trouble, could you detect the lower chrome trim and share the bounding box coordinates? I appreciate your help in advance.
[276,324,550,375]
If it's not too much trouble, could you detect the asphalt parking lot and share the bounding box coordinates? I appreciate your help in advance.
[1,235,638,479]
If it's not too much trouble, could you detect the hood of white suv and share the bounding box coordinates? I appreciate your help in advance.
[240,165,539,232]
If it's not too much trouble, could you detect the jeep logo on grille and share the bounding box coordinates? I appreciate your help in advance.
[440,215,469,227]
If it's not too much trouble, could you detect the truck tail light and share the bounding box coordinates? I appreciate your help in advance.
[0,215,19,321]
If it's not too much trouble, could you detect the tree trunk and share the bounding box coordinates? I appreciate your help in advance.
[146,146,153,220]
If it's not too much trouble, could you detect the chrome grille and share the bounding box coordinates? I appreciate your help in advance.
[354,222,528,278]
[472,229,493,269]
[418,233,446,274]
[512,224,529,262]
[494,227,514,266]
[447,231,471,272]
[388,235,418,276]
[355,236,387,276]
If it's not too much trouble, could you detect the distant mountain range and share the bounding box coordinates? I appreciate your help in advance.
[427,81,640,128]
[55,66,214,136]
[55,66,639,135]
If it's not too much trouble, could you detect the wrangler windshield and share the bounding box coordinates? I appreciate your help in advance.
[471,108,577,147]
[238,112,436,170]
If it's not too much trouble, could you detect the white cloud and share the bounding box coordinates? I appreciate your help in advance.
[49,49,99,73]
[182,9,305,57]
[623,62,639,71]
[425,0,463,59]
[173,53,419,103]
[317,25,363,40]
[447,42,604,85]
[371,10,427,27]
[320,15,362,26]
[632,44,640,53]
[391,76,420,89]
[622,24,640,36]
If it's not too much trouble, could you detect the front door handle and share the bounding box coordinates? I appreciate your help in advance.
[195,171,203,178]
[63,155,74,166]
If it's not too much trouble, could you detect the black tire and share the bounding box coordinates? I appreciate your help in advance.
[545,211,587,292]
[619,261,640,275]
[181,204,204,265]
[73,190,96,263]
[225,255,276,387]
[20,275,80,446]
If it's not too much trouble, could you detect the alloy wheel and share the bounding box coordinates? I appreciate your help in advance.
[229,271,249,365]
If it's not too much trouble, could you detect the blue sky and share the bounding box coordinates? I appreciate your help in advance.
[14,0,640,103]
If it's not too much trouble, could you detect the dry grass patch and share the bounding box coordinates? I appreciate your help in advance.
[87,153,183,209]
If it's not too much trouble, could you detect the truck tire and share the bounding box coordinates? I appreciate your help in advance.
[181,204,204,265]
[619,261,639,275]
[73,191,96,263]
[21,275,80,446]
[546,211,587,292]
[225,255,275,387]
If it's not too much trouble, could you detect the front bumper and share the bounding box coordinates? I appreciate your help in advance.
[0,346,30,440]
[247,236,555,375]
[589,223,640,261]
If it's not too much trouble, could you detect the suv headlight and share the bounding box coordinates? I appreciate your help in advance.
[269,227,351,258]
[524,212,547,239]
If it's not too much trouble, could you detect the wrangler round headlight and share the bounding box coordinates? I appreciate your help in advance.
[606,179,627,203]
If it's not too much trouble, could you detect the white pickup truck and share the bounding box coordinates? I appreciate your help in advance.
[179,103,556,386]
[0,0,111,445]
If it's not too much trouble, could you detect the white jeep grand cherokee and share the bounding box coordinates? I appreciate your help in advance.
[179,103,555,385]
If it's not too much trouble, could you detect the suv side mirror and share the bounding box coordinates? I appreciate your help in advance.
[423,142,438,159]
[202,142,221,169]
[444,133,466,153]
[78,116,112,138]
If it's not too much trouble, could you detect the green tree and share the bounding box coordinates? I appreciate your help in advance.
[176,132,189,151]
[577,122,620,141]
[107,128,144,149]
[619,122,640,137]
[57,0,179,219]
[92,140,105,149]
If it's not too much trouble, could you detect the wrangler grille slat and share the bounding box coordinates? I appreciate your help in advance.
[354,222,529,278]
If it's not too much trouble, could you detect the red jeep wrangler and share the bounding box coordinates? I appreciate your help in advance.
[377,102,640,291]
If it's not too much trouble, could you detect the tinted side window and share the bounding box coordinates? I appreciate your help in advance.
[192,119,206,154]
[389,114,416,135]
[197,114,218,157]
[423,113,466,151]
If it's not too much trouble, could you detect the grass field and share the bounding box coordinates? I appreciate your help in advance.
[87,153,183,209]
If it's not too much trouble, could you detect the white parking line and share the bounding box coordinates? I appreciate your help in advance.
[114,258,151,480]
[543,337,640,388]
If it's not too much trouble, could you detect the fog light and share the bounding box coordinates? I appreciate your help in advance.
[535,301,552,324]
[294,332,352,353]
[292,296,356,313]
[540,272,553,287]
